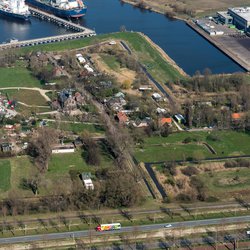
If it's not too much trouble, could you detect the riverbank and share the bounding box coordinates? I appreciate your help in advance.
[121,0,250,20]
[121,0,186,21]
[138,32,188,77]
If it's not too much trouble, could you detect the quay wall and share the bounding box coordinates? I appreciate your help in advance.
[186,20,250,72]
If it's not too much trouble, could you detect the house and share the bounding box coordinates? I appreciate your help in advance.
[156,108,167,114]
[76,53,86,64]
[109,40,116,45]
[52,144,75,154]
[51,100,61,110]
[58,89,72,107]
[74,92,85,104]
[116,111,129,124]
[159,117,172,127]
[114,92,125,99]
[152,93,162,101]
[81,172,94,190]
[139,86,152,91]
[99,81,112,88]
[53,66,66,78]
[231,113,242,120]
[174,114,186,124]
[83,179,94,190]
[132,119,149,128]
[107,97,127,111]
[64,96,77,110]
[1,143,13,152]
[84,64,94,73]
[4,124,15,130]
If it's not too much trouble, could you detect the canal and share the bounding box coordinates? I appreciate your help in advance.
[0,0,244,75]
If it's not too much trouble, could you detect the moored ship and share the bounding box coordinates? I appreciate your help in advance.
[0,0,30,21]
[25,0,87,18]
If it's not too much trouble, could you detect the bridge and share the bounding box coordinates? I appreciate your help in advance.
[0,7,96,50]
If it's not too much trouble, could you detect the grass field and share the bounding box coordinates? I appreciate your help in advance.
[100,54,120,70]
[3,89,48,106]
[199,168,250,199]
[48,121,105,134]
[18,32,184,82]
[0,160,11,192]
[0,146,114,198]
[47,150,90,178]
[134,131,250,162]
[0,64,41,88]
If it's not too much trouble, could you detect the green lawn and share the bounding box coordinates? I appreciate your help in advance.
[135,144,209,162]
[47,150,90,177]
[134,131,250,162]
[18,32,185,83]
[3,89,48,106]
[199,168,250,199]
[100,54,120,70]
[48,121,105,134]
[0,160,11,192]
[0,65,41,88]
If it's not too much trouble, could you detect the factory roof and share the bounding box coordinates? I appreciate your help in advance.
[229,7,250,22]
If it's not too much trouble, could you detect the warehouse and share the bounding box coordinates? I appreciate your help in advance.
[228,7,250,32]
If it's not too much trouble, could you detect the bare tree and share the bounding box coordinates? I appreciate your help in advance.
[27,127,58,172]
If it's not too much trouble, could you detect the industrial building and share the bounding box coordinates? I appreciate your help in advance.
[217,11,233,25]
[227,7,250,32]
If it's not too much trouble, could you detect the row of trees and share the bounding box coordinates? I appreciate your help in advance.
[0,169,143,216]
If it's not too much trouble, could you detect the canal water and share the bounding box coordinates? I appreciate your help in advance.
[0,0,244,75]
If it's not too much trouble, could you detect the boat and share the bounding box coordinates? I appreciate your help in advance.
[0,0,30,21]
[25,0,87,18]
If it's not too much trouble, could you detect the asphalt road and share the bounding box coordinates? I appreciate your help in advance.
[1,215,250,245]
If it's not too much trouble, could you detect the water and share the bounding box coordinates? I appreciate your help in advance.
[0,0,244,75]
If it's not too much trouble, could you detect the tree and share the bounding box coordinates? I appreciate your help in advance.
[27,128,58,172]
[81,131,101,166]
[101,171,143,208]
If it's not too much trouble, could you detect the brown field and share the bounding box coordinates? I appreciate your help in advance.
[154,161,250,201]
[123,0,250,18]
[92,53,137,88]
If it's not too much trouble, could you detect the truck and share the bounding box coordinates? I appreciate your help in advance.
[96,223,121,232]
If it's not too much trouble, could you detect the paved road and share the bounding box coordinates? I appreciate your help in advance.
[1,215,250,245]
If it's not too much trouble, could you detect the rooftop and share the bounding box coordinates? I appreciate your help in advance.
[229,7,250,22]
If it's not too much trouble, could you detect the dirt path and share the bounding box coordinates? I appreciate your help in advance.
[138,32,189,77]
[0,87,52,102]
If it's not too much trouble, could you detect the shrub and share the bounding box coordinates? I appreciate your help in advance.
[183,137,192,144]
[181,166,199,176]
[165,178,175,186]
[206,134,221,142]
[176,193,192,202]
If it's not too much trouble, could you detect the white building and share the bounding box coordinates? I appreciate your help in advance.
[83,179,94,190]
[152,93,162,100]
[76,53,86,64]
[52,144,75,154]
[84,64,94,73]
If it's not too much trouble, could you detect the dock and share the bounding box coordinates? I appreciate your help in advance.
[29,7,86,32]
[0,7,96,50]
[186,20,250,72]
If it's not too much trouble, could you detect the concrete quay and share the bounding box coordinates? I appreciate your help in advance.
[0,31,95,50]
[186,20,250,72]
